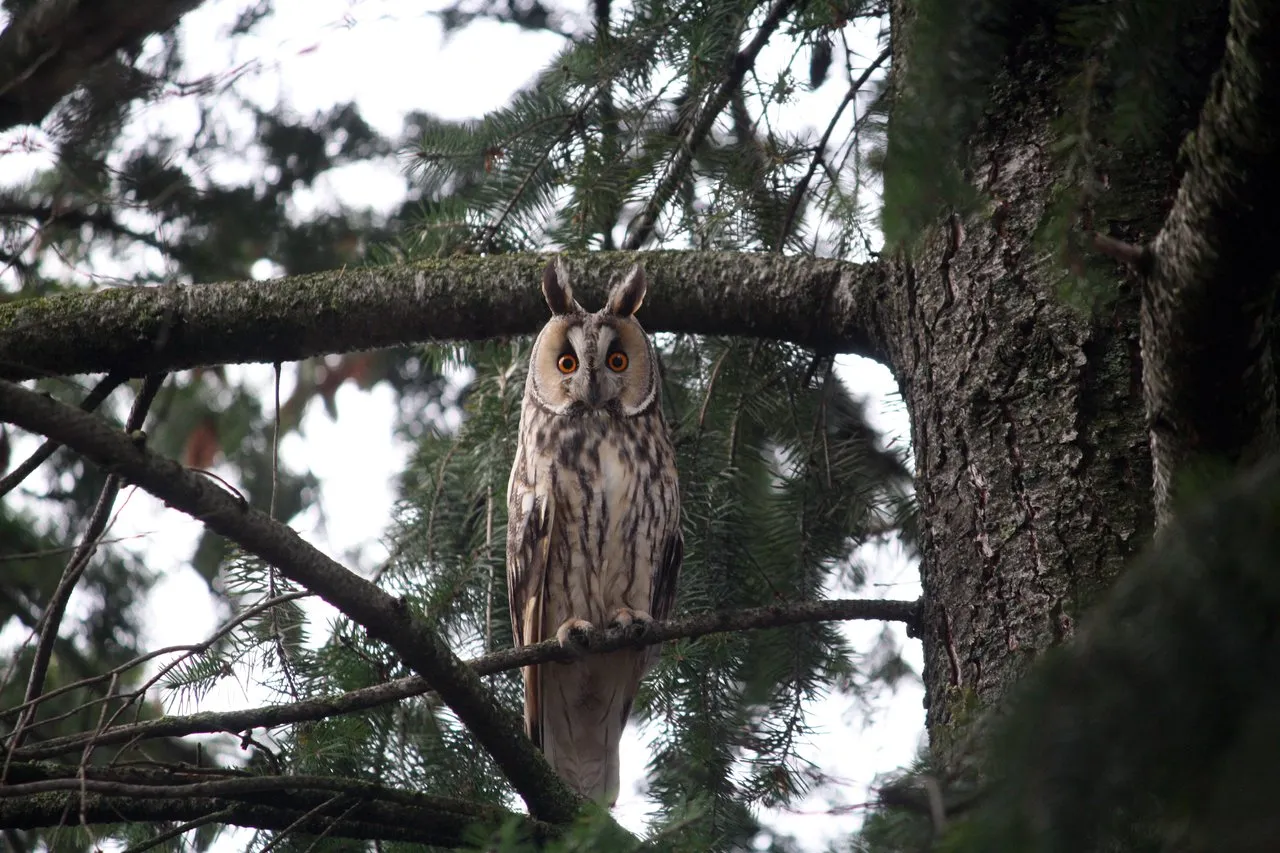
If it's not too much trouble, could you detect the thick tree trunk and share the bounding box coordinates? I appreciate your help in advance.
[880,4,1220,767]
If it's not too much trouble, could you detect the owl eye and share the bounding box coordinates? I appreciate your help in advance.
[606,351,628,372]
[557,353,578,374]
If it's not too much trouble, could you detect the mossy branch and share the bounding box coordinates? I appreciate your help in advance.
[0,251,891,381]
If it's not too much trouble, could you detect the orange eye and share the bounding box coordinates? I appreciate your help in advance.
[606,351,628,372]
[557,353,578,374]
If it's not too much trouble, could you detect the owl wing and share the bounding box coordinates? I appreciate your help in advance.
[650,528,683,623]
[506,459,554,749]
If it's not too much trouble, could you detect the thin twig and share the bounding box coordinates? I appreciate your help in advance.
[119,809,235,853]
[778,46,891,246]
[258,793,348,853]
[12,596,919,761]
[0,591,312,728]
[623,0,802,249]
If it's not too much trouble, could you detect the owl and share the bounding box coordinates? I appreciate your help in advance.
[506,257,683,806]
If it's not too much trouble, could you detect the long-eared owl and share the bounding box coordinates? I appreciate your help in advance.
[506,257,683,806]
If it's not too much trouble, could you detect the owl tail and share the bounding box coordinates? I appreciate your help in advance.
[527,650,641,807]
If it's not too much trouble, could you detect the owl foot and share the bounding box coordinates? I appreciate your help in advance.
[555,618,595,656]
[609,608,654,642]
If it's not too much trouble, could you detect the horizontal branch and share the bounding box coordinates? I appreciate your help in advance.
[0,251,892,381]
[12,597,919,761]
[0,762,549,847]
[1144,0,1280,524]
[0,378,582,824]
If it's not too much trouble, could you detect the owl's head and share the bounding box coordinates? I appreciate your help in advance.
[526,258,659,417]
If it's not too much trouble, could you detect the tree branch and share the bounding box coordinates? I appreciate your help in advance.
[0,762,550,847]
[779,46,892,246]
[1144,0,1280,525]
[0,371,126,498]
[0,0,205,132]
[11,596,919,761]
[0,379,583,824]
[0,251,891,381]
[9,375,163,755]
[622,0,801,249]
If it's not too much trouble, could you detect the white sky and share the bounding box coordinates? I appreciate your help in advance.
[1,1,924,849]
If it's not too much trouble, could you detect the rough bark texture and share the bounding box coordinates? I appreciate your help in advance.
[0,251,891,380]
[881,6,1179,764]
[1145,0,1280,524]
[0,0,205,131]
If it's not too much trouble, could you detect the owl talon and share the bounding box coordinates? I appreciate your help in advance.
[555,618,595,656]
[609,608,654,642]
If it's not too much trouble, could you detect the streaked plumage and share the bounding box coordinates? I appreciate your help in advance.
[506,258,683,806]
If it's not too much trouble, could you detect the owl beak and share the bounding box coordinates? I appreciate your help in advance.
[584,378,603,409]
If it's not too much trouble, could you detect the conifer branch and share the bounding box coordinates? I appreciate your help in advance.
[1144,0,1280,525]
[621,0,802,249]
[780,46,891,245]
[0,251,893,381]
[0,379,583,824]
[0,763,549,847]
[11,596,920,761]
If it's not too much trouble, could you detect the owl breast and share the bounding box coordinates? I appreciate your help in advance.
[544,411,676,627]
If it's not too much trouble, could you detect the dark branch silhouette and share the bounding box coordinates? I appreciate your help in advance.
[0,762,551,847]
[0,0,205,131]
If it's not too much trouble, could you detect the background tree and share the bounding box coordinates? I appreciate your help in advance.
[1,0,1277,851]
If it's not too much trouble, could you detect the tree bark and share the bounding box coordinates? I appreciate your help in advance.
[880,3,1201,766]
[1144,0,1280,524]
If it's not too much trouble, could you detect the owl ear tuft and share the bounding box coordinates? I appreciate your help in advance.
[542,257,578,314]
[606,264,646,317]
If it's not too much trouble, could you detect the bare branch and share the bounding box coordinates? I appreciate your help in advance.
[0,378,582,823]
[1144,0,1280,525]
[11,596,920,761]
[622,0,802,249]
[1089,232,1151,272]
[0,251,892,381]
[8,374,163,755]
[779,47,892,245]
[0,371,126,498]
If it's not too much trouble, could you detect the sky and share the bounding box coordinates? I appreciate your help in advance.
[2,0,925,848]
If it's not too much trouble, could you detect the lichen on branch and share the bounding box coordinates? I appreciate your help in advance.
[0,251,891,381]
